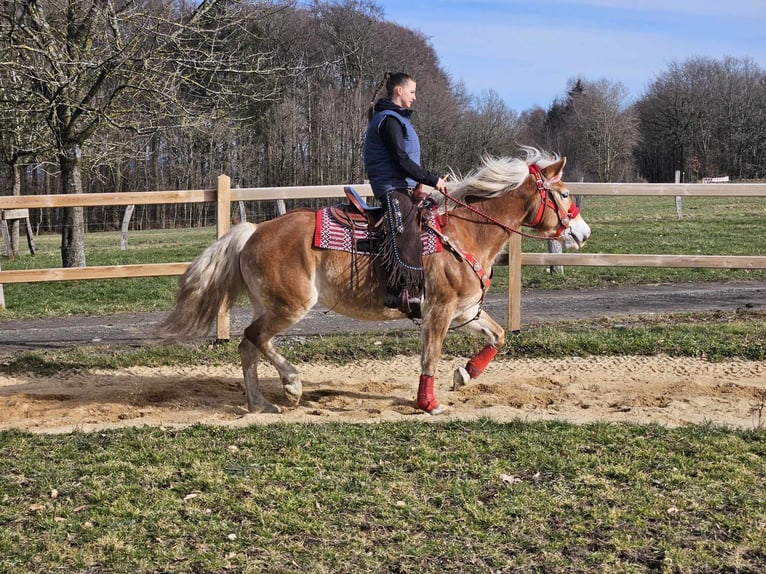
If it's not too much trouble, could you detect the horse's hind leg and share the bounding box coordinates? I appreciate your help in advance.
[453,310,506,390]
[239,337,280,414]
[240,312,306,412]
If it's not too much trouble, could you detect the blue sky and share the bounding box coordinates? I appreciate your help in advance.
[380,0,766,111]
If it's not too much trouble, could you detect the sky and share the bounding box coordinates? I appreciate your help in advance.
[380,0,766,112]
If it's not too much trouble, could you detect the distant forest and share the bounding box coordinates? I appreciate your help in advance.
[1,1,764,255]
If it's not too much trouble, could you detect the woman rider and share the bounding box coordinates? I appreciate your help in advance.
[363,72,447,317]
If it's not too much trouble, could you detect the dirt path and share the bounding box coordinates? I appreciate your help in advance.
[1,281,764,434]
[2,355,765,433]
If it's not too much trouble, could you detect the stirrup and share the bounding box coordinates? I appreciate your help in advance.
[383,289,422,318]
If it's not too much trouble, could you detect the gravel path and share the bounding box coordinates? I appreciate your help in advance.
[1,280,763,353]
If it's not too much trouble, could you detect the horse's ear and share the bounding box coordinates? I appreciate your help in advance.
[543,157,566,182]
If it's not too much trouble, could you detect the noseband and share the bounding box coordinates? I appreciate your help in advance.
[527,164,580,237]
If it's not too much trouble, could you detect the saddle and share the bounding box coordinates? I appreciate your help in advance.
[328,186,385,231]
[314,186,442,256]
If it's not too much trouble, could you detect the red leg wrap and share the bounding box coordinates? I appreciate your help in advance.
[465,344,498,378]
[417,374,440,413]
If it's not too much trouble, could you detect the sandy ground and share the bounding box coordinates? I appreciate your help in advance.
[2,354,765,434]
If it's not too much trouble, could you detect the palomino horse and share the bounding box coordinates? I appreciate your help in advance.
[162,147,591,415]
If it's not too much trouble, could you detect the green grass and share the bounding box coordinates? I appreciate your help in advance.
[0,227,215,317]
[1,196,765,318]
[1,421,765,573]
[506,195,766,292]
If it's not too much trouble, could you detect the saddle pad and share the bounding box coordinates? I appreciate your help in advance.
[313,207,442,255]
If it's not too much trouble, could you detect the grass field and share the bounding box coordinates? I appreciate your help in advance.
[1,421,765,573]
[0,195,764,318]
[1,195,765,573]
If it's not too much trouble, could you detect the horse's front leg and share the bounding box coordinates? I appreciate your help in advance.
[417,304,456,415]
[452,310,505,390]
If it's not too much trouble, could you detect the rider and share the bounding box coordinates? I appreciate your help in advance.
[363,72,447,316]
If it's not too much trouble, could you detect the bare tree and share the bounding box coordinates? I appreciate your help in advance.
[0,58,48,255]
[569,79,638,182]
[635,56,766,182]
[457,89,519,165]
[0,0,291,266]
[515,106,549,151]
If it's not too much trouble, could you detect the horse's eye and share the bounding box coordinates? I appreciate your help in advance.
[560,192,570,199]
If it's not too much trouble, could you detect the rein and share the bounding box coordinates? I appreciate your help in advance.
[423,163,579,329]
[437,163,578,240]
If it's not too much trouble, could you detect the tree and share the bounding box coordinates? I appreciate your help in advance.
[568,79,638,182]
[516,77,637,182]
[515,106,549,151]
[455,89,519,167]
[0,0,291,266]
[0,53,48,255]
[635,56,766,182]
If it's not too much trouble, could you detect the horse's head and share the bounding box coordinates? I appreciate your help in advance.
[526,157,590,250]
[433,149,590,250]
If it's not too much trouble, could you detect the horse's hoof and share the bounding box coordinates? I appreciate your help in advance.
[247,402,282,414]
[417,396,446,415]
[452,366,470,390]
[283,380,303,406]
[426,403,447,416]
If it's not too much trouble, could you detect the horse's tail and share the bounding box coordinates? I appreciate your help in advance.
[162,222,257,339]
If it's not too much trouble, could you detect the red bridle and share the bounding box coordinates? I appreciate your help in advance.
[426,163,580,311]
[527,164,580,237]
[436,163,579,240]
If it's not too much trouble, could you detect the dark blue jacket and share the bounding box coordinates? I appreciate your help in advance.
[364,99,438,199]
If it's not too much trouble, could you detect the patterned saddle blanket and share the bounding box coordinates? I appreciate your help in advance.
[313,203,443,255]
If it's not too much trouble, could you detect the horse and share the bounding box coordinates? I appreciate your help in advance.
[162,147,591,415]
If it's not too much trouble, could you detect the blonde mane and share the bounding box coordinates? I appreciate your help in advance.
[431,146,559,214]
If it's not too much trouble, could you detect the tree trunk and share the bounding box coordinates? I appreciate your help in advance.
[60,143,86,268]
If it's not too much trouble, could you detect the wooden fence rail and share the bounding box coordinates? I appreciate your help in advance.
[2,177,766,338]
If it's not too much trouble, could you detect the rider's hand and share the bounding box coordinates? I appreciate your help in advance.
[434,176,447,193]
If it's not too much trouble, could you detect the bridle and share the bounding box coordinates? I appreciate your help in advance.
[527,164,580,238]
[436,163,579,240]
[420,163,580,328]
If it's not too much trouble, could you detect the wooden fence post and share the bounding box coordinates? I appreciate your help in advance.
[120,205,135,250]
[0,258,4,309]
[237,200,246,223]
[507,233,522,333]
[547,239,564,274]
[674,170,683,219]
[1,209,35,257]
[216,174,232,341]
